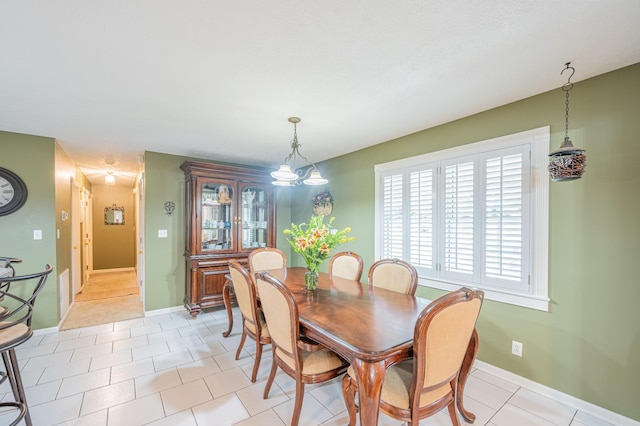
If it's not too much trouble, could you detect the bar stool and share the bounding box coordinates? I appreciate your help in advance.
[0,257,23,318]
[0,264,52,426]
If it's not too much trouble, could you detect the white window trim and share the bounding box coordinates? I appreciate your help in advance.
[374,126,550,311]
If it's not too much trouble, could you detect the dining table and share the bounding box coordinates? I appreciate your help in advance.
[222,266,478,426]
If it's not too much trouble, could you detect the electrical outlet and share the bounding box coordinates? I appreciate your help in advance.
[158,229,168,238]
[512,340,523,357]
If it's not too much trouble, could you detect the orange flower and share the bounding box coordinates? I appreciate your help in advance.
[296,238,308,251]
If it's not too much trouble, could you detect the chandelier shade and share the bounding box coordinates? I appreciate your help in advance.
[271,117,328,186]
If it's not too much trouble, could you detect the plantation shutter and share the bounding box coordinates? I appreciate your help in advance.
[381,172,404,259]
[408,166,435,274]
[441,158,476,281]
[482,146,530,291]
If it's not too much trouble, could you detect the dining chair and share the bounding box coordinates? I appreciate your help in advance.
[341,287,484,426]
[328,251,364,281]
[368,258,418,295]
[227,260,271,382]
[0,264,53,426]
[248,247,286,275]
[255,271,349,426]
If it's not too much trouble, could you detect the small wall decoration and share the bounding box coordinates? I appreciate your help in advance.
[312,189,333,216]
[164,201,176,215]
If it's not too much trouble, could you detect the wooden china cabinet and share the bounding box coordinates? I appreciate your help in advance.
[181,161,276,317]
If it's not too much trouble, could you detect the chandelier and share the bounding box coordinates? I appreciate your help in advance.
[105,171,116,185]
[548,62,586,181]
[271,117,328,186]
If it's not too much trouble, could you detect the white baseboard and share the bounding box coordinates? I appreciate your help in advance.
[33,326,59,336]
[474,360,640,426]
[144,305,184,316]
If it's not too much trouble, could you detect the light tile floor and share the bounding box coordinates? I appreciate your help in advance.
[0,307,616,426]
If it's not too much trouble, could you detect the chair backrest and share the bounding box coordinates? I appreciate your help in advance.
[0,264,52,328]
[368,258,418,295]
[412,287,483,407]
[248,247,287,275]
[0,257,22,293]
[329,251,364,281]
[228,261,262,335]
[254,271,300,371]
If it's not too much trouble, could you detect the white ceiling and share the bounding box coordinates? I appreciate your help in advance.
[1,1,639,187]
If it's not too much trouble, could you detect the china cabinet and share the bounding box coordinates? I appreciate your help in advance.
[181,161,276,317]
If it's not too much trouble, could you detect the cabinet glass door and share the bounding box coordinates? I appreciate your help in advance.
[240,185,269,250]
[201,182,234,252]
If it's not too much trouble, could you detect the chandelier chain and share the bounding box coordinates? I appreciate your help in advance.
[561,62,575,140]
[565,89,570,139]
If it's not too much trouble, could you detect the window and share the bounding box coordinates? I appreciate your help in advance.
[375,127,550,310]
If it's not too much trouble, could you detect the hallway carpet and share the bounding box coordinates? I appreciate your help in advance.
[60,269,143,330]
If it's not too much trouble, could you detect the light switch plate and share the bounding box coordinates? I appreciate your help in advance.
[34,230,42,240]
[158,229,168,238]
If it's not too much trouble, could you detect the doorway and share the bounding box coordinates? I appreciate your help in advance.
[63,176,144,330]
[60,268,143,330]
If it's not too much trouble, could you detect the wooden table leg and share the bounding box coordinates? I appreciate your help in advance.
[351,357,386,426]
[457,328,479,423]
[222,278,234,337]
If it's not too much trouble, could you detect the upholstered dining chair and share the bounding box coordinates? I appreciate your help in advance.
[248,247,286,275]
[0,263,52,426]
[341,287,484,426]
[227,260,271,382]
[368,258,418,295]
[328,251,364,282]
[255,271,348,426]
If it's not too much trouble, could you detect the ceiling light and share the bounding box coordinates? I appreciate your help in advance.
[105,171,116,185]
[271,117,328,186]
[548,62,586,182]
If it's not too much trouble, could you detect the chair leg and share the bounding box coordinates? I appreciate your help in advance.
[263,356,278,399]
[290,380,305,426]
[341,374,358,426]
[1,349,31,426]
[235,328,247,360]
[447,401,461,426]
[250,340,263,382]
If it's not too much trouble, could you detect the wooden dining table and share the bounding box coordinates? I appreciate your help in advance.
[222,266,478,426]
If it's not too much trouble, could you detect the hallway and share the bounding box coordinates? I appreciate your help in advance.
[61,269,143,330]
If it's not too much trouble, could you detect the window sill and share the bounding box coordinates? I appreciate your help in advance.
[420,277,549,312]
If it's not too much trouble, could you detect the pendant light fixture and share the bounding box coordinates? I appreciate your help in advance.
[271,117,328,186]
[104,171,116,185]
[548,62,586,181]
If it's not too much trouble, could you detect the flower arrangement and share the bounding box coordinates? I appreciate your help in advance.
[284,215,354,289]
[312,190,334,208]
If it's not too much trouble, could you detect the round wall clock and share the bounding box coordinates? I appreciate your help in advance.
[0,167,28,216]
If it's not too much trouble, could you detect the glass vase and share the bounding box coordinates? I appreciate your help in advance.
[305,269,319,292]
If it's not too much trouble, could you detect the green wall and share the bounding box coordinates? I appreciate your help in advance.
[142,151,293,311]
[0,132,59,329]
[290,63,639,420]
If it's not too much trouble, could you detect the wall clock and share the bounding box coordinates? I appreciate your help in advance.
[0,167,28,216]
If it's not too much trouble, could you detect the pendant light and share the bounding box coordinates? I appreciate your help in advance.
[271,117,328,186]
[548,62,586,181]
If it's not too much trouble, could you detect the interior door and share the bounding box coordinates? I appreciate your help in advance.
[136,172,145,307]
[71,178,82,297]
[83,189,93,284]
